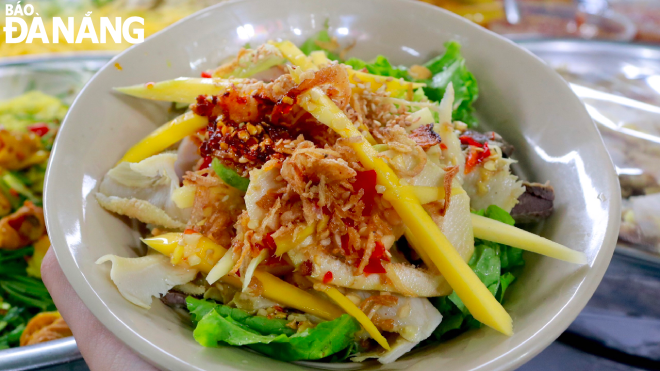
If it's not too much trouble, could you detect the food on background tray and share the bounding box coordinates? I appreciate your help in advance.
[96,31,586,363]
[0,92,71,349]
[554,66,660,255]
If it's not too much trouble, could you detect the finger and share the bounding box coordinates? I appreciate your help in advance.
[41,248,158,371]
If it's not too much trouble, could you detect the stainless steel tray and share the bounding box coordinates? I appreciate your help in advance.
[0,54,111,370]
[0,338,80,371]
[520,40,660,268]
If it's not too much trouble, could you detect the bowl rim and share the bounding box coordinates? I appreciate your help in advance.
[44,0,620,370]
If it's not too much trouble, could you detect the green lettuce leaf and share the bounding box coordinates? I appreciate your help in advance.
[187,297,361,361]
[299,22,340,61]
[187,297,294,336]
[250,315,361,361]
[431,206,523,340]
[421,41,479,127]
[342,42,479,127]
[345,55,408,79]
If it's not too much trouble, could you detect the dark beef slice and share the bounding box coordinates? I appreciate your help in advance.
[511,181,555,224]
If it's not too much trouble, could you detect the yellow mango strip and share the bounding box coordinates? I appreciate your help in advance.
[270,40,318,71]
[471,214,587,264]
[385,186,465,205]
[310,51,331,67]
[274,222,316,256]
[115,78,243,104]
[143,233,344,320]
[403,227,435,272]
[349,70,425,96]
[317,284,390,350]
[120,111,207,163]
[297,87,512,336]
[253,272,343,320]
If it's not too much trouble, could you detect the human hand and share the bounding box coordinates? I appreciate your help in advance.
[41,248,159,371]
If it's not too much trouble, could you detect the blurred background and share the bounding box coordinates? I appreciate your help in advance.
[0,0,659,370]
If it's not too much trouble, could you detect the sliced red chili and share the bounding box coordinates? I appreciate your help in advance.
[7,215,25,231]
[323,271,333,284]
[464,142,491,174]
[183,228,196,235]
[459,135,483,148]
[363,259,387,274]
[354,170,378,216]
[200,71,212,78]
[363,241,389,275]
[27,123,49,137]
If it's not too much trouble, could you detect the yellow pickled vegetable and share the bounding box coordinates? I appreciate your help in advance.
[274,222,317,256]
[142,233,344,320]
[318,285,390,350]
[115,78,243,104]
[120,111,207,163]
[471,214,587,264]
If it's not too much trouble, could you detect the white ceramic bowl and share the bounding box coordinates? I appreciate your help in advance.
[44,0,621,370]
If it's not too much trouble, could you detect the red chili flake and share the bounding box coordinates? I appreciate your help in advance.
[183,228,196,235]
[200,71,212,78]
[323,271,333,284]
[262,233,277,251]
[459,135,483,148]
[199,156,213,170]
[27,123,49,137]
[440,143,448,150]
[354,170,378,216]
[272,305,284,312]
[9,189,19,197]
[300,260,313,276]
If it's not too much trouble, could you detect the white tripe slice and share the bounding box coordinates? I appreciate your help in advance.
[462,162,525,212]
[96,254,197,309]
[349,291,442,364]
[427,192,474,261]
[97,153,191,229]
[406,160,444,187]
[96,194,186,230]
[287,247,448,297]
[173,136,201,179]
[244,162,286,230]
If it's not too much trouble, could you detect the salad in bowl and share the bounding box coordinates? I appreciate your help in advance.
[94,35,586,363]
